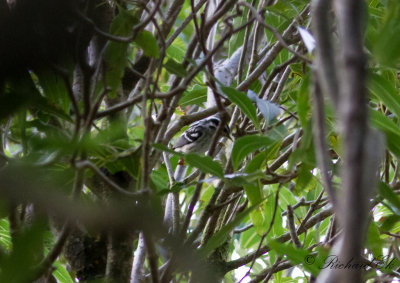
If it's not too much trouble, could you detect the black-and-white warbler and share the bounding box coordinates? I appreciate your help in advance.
[173,115,231,154]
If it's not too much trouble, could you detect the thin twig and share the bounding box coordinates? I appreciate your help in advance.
[312,76,338,209]
[143,232,160,283]
[238,186,281,283]
[287,205,302,248]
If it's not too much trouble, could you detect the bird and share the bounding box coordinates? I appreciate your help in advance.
[173,115,232,154]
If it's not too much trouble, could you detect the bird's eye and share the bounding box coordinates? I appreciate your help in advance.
[209,118,220,126]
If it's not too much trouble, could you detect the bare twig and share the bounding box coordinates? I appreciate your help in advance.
[238,186,281,283]
[237,2,311,63]
[225,208,333,272]
[237,4,310,92]
[143,232,160,283]
[311,0,339,106]
[312,77,338,209]
[131,233,147,283]
[287,205,302,248]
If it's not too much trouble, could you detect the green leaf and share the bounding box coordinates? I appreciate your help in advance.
[244,152,266,235]
[296,163,314,191]
[378,182,400,216]
[232,135,274,170]
[53,261,74,283]
[134,30,160,58]
[0,222,46,282]
[105,7,139,98]
[268,240,323,277]
[297,75,310,127]
[0,219,11,250]
[372,1,400,67]
[152,143,184,157]
[380,214,400,232]
[36,71,70,113]
[263,189,285,237]
[185,154,224,178]
[221,86,260,130]
[245,151,267,174]
[266,199,284,237]
[164,58,188,77]
[278,187,299,212]
[366,221,383,258]
[151,169,169,192]
[179,85,207,107]
[243,153,265,207]
[223,171,266,187]
[199,202,261,257]
[369,74,400,119]
[166,37,186,61]
[153,144,225,177]
[370,110,400,136]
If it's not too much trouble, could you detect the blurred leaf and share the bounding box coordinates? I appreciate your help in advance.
[289,120,316,169]
[221,86,260,130]
[0,222,46,282]
[297,75,310,127]
[134,30,160,58]
[369,74,400,119]
[378,182,400,216]
[200,185,215,204]
[36,71,70,113]
[1,72,38,120]
[185,154,224,178]
[164,58,188,77]
[268,240,323,277]
[380,214,400,232]
[32,95,72,122]
[232,135,274,170]
[372,1,400,67]
[104,148,141,184]
[105,6,139,98]
[199,202,260,257]
[296,164,314,191]
[370,110,400,158]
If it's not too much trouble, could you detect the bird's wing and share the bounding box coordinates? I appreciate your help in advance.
[174,124,204,149]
